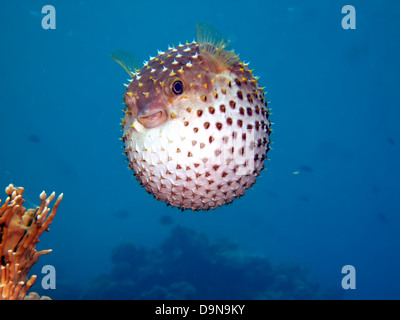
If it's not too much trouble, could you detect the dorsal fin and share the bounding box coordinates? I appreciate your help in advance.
[111,50,140,78]
[197,22,239,73]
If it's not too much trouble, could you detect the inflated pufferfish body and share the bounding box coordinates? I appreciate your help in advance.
[115,24,271,211]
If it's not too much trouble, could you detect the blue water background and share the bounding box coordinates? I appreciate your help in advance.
[0,0,399,299]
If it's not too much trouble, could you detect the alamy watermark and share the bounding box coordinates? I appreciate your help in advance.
[41,265,56,289]
[41,5,56,29]
[342,5,356,29]
[341,265,356,290]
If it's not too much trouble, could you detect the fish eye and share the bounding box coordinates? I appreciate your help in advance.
[171,79,184,95]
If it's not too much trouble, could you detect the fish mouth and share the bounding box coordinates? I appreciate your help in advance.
[137,109,167,128]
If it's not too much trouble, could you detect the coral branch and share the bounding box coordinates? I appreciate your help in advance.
[0,184,62,300]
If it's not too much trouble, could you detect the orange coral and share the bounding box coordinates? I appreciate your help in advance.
[0,184,63,300]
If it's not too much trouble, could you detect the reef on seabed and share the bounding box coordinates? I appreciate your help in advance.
[82,226,339,300]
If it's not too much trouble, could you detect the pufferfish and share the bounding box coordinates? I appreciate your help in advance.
[113,24,272,211]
